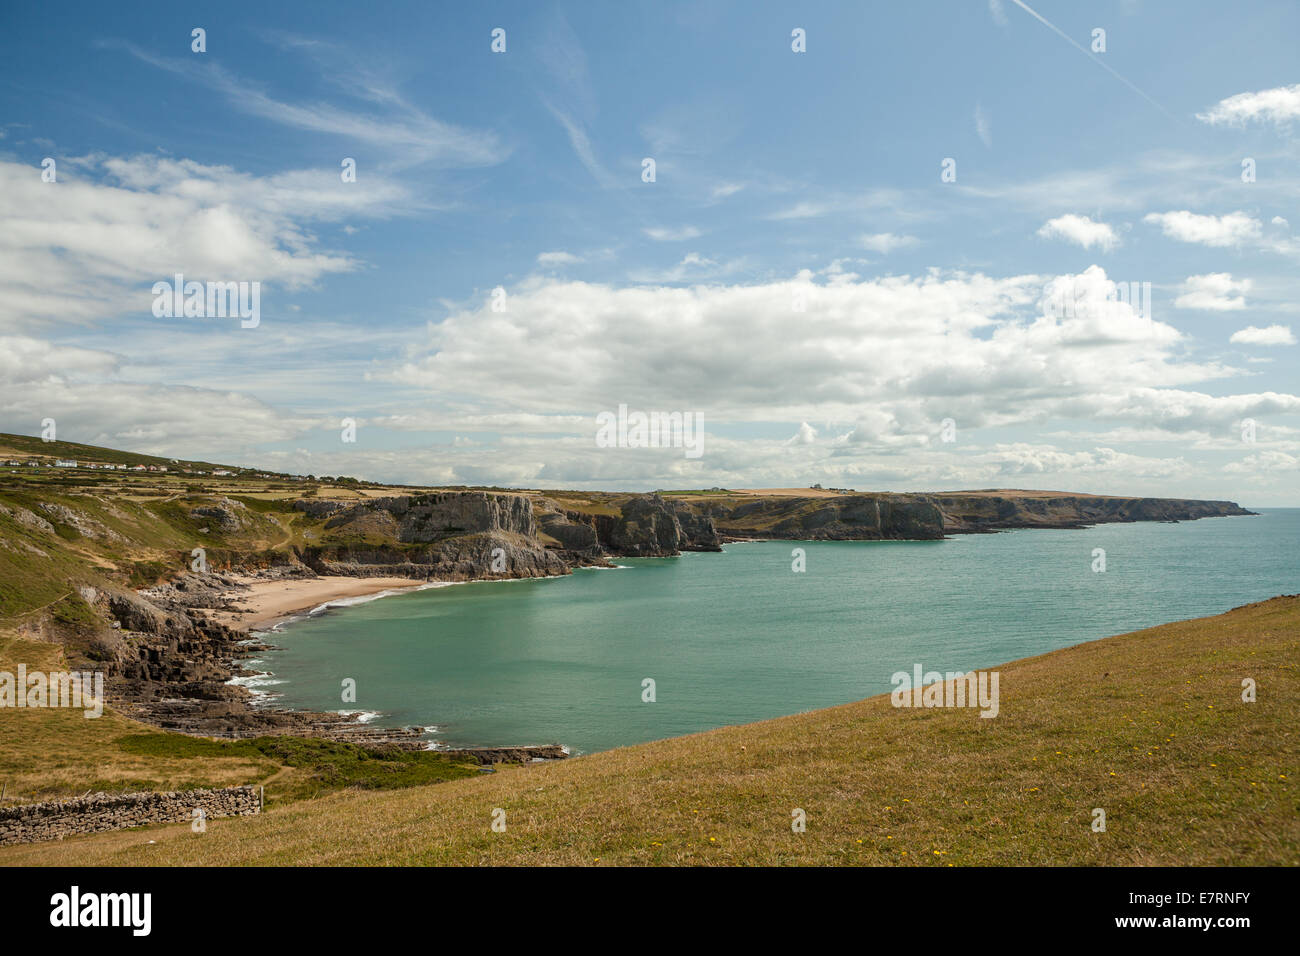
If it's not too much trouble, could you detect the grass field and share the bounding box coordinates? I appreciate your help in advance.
[2,595,1294,866]
[0,633,480,810]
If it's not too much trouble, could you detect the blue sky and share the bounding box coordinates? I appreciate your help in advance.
[1,0,1298,502]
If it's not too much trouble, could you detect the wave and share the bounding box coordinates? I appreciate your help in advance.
[306,581,457,616]
[333,709,383,724]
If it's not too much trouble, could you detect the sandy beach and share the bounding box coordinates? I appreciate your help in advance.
[211,576,431,632]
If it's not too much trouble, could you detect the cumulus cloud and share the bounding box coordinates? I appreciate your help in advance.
[0,335,313,455]
[790,422,817,445]
[1143,210,1261,247]
[1037,214,1119,252]
[382,266,1281,448]
[1230,325,1296,346]
[0,155,397,330]
[1223,450,1299,474]
[0,336,120,383]
[1174,273,1251,311]
[1196,83,1300,126]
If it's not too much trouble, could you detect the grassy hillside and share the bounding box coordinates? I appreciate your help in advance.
[0,633,479,807]
[2,595,1294,866]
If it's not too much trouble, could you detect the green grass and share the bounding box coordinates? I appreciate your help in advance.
[0,637,478,809]
[116,734,480,800]
[49,594,101,633]
[1,595,1294,866]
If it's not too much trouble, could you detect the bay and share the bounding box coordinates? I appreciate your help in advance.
[253,509,1298,754]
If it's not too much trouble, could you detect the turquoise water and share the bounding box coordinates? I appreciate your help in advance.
[252,510,1298,754]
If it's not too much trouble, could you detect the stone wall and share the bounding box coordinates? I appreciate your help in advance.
[0,785,260,846]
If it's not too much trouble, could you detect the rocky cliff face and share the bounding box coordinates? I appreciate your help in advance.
[593,494,691,557]
[929,494,1255,532]
[687,495,946,540]
[300,533,569,580]
[93,574,428,744]
[297,492,564,579]
[306,491,537,542]
[673,492,1252,540]
[534,495,721,557]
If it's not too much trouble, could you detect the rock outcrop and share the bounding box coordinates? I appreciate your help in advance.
[687,495,946,541]
[676,492,1252,540]
[593,494,686,557]
[190,497,250,533]
[301,532,569,580]
[316,492,537,542]
[537,508,602,554]
[927,493,1255,533]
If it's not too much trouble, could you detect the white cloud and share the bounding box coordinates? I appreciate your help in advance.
[767,201,829,221]
[1174,273,1251,311]
[538,251,582,266]
[1230,325,1296,346]
[1223,450,1299,474]
[0,336,120,383]
[626,252,738,284]
[383,267,1282,442]
[0,336,313,454]
[0,156,396,330]
[860,233,920,254]
[644,226,702,241]
[790,422,817,445]
[1143,210,1261,247]
[1037,214,1119,252]
[1196,83,1300,126]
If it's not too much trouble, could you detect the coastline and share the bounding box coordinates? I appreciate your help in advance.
[210,575,436,633]
[6,593,1293,866]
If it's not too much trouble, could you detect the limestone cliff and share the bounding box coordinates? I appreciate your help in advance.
[685,495,945,540]
[670,491,1252,540]
[926,493,1255,533]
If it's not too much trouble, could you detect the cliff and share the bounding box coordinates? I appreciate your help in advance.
[685,494,945,541]
[666,491,1254,540]
[927,492,1255,532]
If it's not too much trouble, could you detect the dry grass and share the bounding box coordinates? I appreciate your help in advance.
[0,635,275,801]
[2,595,1295,866]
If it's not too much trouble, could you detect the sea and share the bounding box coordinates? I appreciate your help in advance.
[248,509,1298,754]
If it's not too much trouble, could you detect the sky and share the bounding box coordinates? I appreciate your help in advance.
[1,0,1298,504]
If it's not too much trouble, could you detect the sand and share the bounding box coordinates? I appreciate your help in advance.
[210,576,430,632]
